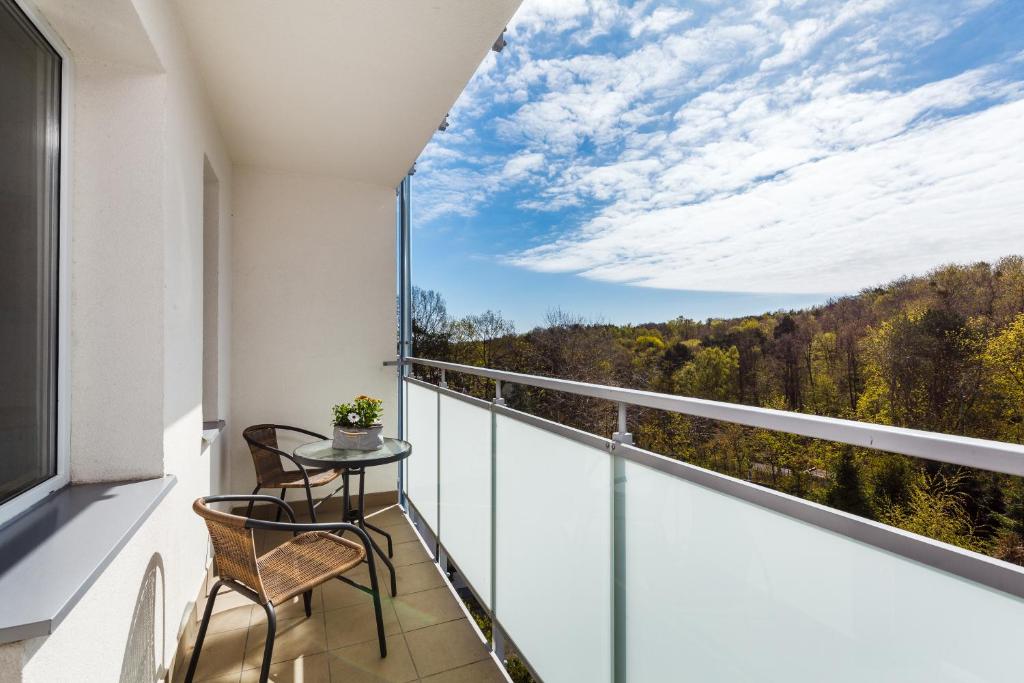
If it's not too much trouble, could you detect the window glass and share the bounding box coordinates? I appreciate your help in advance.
[0,0,62,505]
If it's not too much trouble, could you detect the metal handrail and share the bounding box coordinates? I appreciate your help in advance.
[398,356,1024,477]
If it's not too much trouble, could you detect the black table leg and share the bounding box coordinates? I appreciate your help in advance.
[363,520,393,556]
[354,468,398,596]
[357,468,394,556]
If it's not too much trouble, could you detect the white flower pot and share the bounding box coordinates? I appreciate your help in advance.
[333,424,383,450]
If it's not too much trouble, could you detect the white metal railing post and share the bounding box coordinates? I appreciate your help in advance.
[396,173,412,509]
[490,377,504,661]
[436,387,441,558]
[612,402,633,445]
[440,368,447,388]
[611,402,631,682]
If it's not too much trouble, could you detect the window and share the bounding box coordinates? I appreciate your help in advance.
[0,0,66,521]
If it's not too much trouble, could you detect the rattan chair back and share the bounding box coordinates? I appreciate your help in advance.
[244,424,288,487]
[192,498,267,602]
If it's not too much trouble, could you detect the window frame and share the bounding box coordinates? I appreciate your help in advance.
[0,0,72,528]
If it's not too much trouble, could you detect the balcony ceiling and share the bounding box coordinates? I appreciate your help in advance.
[173,0,520,187]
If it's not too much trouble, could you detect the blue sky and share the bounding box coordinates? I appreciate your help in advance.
[412,0,1024,331]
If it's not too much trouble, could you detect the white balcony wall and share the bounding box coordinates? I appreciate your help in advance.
[0,0,516,679]
[229,168,398,497]
[0,0,233,680]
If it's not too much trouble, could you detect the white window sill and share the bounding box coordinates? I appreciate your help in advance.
[0,476,176,644]
[202,419,226,445]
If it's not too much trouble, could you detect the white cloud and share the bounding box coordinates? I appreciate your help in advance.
[509,99,1024,293]
[501,152,546,181]
[417,0,1024,296]
[628,7,693,37]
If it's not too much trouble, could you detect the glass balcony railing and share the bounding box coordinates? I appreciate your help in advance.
[399,357,1024,683]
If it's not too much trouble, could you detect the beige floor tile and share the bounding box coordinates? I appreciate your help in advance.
[393,587,465,632]
[363,506,408,529]
[326,635,418,683]
[206,587,256,613]
[322,576,379,611]
[250,590,324,624]
[340,561,372,584]
[193,674,242,683]
[238,652,330,683]
[207,604,256,635]
[403,619,490,678]
[244,615,327,670]
[420,659,507,683]
[391,540,430,568]
[336,562,398,596]
[184,626,249,682]
[372,521,418,544]
[394,561,445,595]
[324,599,401,650]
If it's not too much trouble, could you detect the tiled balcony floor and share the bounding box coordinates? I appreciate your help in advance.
[175,504,506,683]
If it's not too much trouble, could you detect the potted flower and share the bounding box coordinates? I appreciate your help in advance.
[332,395,384,450]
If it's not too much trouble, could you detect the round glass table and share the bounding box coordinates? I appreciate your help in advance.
[293,437,411,470]
[293,437,412,596]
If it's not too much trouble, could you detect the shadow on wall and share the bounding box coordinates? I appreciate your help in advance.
[119,553,165,683]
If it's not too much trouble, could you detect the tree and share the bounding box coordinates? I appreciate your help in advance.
[772,315,804,409]
[825,447,872,518]
[411,286,452,360]
[411,286,450,337]
[879,471,985,553]
[673,346,740,402]
[981,313,1024,442]
[859,309,983,433]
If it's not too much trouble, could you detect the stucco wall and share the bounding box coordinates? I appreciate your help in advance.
[0,0,233,680]
[0,0,401,679]
[229,168,400,499]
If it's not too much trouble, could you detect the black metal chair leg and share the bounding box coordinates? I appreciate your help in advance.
[366,533,397,597]
[258,601,277,683]
[366,545,388,658]
[185,580,223,682]
[303,590,312,617]
[364,521,394,557]
[304,480,317,522]
[274,488,286,522]
[246,487,260,518]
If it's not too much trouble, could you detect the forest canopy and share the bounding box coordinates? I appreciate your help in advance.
[412,257,1024,564]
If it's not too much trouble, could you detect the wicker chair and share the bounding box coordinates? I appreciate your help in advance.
[243,424,342,522]
[186,495,387,683]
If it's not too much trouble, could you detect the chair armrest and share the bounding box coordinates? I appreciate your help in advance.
[204,494,297,523]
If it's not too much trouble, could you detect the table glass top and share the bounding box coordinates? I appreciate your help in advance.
[292,437,411,467]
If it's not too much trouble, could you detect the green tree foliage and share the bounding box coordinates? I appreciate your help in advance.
[411,257,1024,564]
[672,345,740,402]
[825,447,873,518]
[982,313,1024,443]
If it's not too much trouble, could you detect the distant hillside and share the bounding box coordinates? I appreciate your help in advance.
[412,256,1024,563]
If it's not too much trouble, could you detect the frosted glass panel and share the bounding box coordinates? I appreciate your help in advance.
[623,459,1024,682]
[495,415,611,683]
[439,395,492,606]
[406,381,438,530]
